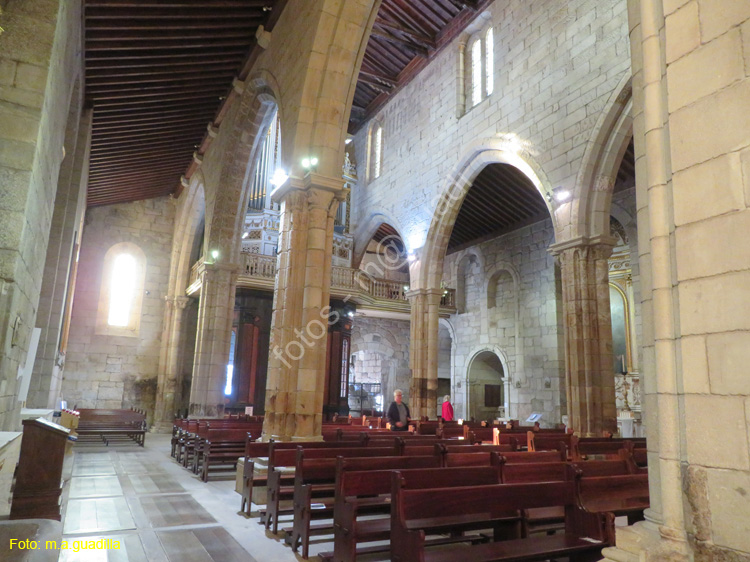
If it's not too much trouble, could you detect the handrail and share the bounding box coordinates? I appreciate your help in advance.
[187,253,457,309]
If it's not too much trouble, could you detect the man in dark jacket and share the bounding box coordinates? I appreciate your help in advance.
[387,389,410,431]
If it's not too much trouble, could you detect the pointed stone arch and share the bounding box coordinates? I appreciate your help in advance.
[419,142,554,291]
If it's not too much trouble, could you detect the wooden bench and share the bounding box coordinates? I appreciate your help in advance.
[576,472,650,525]
[527,431,575,455]
[291,452,442,558]
[571,436,647,461]
[197,428,252,481]
[240,436,368,516]
[181,420,262,470]
[264,445,399,533]
[390,475,614,562]
[327,463,502,562]
[76,408,146,447]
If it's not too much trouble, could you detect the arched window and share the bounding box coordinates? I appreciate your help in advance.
[96,242,146,336]
[465,24,495,111]
[368,121,384,181]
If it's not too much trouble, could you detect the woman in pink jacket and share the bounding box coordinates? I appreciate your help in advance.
[441,395,454,422]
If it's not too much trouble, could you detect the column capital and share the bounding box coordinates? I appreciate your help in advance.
[405,287,444,300]
[270,172,348,204]
[548,234,618,256]
[202,261,240,274]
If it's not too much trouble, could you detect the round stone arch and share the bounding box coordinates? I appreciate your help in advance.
[573,73,633,240]
[419,141,554,291]
[351,211,409,269]
[485,262,520,309]
[455,248,484,314]
[169,170,206,297]
[205,80,281,265]
[465,346,512,421]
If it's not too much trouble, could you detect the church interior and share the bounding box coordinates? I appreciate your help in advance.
[0,0,749,560]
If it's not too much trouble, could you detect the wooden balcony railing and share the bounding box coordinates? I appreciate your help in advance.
[187,253,457,312]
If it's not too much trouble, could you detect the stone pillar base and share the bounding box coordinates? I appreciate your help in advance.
[601,521,691,562]
[150,421,173,434]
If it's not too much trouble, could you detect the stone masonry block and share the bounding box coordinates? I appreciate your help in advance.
[706,331,750,395]
[667,28,744,112]
[665,1,700,64]
[699,0,750,43]
[706,467,750,553]
[675,211,750,281]
[673,152,745,227]
[684,394,749,470]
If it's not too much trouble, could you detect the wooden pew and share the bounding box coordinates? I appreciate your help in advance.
[76,408,146,447]
[327,463,502,562]
[576,472,650,525]
[527,431,575,455]
[240,436,368,516]
[264,445,398,533]
[571,436,647,461]
[390,475,614,562]
[198,428,252,482]
[292,454,443,559]
[183,420,262,471]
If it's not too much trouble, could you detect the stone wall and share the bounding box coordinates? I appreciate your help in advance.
[349,0,630,256]
[350,316,411,412]
[441,218,564,424]
[0,0,84,429]
[62,197,175,424]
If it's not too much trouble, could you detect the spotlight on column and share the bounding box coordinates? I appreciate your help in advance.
[407,253,416,262]
[301,157,319,170]
[301,158,311,169]
[270,168,289,187]
[347,311,354,318]
[241,232,249,239]
[211,249,219,260]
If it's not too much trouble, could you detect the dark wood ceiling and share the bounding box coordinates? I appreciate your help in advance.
[614,138,635,192]
[447,164,549,254]
[84,0,281,207]
[83,0,490,206]
[351,0,493,131]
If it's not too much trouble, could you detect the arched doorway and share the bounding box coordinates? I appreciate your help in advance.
[467,350,507,422]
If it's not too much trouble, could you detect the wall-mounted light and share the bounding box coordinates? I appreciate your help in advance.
[211,249,220,261]
[547,186,572,203]
[270,168,289,187]
[301,157,319,170]
[344,138,352,145]
[347,311,354,318]
[403,285,410,292]
[407,253,416,262]
[241,232,249,239]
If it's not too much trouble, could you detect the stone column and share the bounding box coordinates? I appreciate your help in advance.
[551,237,617,437]
[153,295,191,431]
[188,262,238,418]
[406,288,443,419]
[262,173,346,441]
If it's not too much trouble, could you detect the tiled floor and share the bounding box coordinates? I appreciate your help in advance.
[59,434,324,562]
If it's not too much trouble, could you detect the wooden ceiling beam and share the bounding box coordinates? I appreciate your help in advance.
[86,0,269,7]
[89,152,193,167]
[85,39,251,52]
[86,28,253,41]
[89,160,189,177]
[91,144,196,159]
[86,64,238,81]
[92,126,206,144]
[92,92,222,108]
[369,29,428,58]
[93,117,207,131]
[87,83,228,97]
[86,18,262,31]
[86,70,235,87]
[93,102,217,117]
[444,0,478,11]
[86,48,247,63]
[89,169,187,185]
[359,68,399,88]
[375,18,436,48]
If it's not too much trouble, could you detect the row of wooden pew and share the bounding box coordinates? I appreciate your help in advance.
[171,416,264,481]
[239,430,649,561]
[75,408,147,446]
